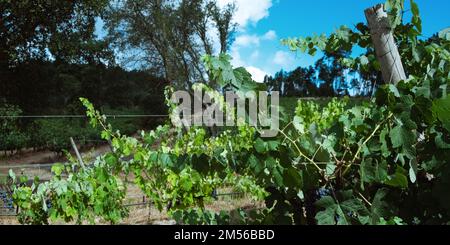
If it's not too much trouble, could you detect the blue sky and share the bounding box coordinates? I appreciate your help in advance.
[221,0,450,82]
[96,0,450,82]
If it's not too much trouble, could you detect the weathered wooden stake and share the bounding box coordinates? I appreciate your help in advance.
[365,4,407,85]
[70,137,85,169]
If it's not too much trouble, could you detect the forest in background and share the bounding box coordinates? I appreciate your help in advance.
[0,0,436,154]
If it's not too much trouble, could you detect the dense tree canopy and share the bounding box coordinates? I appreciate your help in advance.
[0,0,167,153]
[265,55,374,97]
[0,0,110,66]
[0,0,169,115]
[104,0,237,88]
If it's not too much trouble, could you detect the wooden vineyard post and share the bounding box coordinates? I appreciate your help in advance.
[70,137,85,169]
[365,4,407,85]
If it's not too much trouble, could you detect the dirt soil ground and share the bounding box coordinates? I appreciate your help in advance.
[0,144,112,166]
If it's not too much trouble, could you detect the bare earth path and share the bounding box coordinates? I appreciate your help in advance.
[0,144,112,166]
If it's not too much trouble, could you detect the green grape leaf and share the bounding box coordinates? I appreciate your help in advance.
[410,0,422,33]
[385,165,409,189]
[360,158,388,184]
[255,138,268,154]
[389,125,416,158]
[370,188,393,225]
[272,166,284,187]
[315,193,369,225]
[432,96,450,132]
[267,140,280,151]
[51,163,65,176]
[248,154,263,175]
[388,84,401,98]
[283,167,303,189]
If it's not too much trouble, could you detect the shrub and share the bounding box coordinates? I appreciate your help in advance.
[0,101,28,154]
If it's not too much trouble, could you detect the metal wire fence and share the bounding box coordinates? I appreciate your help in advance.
[0,163,246,217]
[0,114,246,218]
[0,191,246,217]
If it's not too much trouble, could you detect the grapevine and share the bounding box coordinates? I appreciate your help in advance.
[7,0,450,225]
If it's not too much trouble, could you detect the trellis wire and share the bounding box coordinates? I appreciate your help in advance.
[0,115,169,119]
[0,191,246,217]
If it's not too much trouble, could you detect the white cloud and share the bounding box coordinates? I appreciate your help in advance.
[273,51,295,67]
[230,46,245,67]
[217,0,273,28]
[262,30,277,40]
[234,30,277,48]
[246,66,268,83]
[250,50,260,60]
[234,34,260,47]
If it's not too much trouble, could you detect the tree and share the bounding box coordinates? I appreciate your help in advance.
[0,0,109,66]
[287,66,317,97]
[105,0,237,88]
[314,50,347,96]
[0,0,112,113]
[266,66,319,97]
[266,70,285,95]
[208,1,237,54]
[0,100,28,154]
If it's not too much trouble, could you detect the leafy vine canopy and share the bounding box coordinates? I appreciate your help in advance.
[9,0,450,225]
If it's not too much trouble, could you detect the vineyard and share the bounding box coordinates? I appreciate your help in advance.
[1,0,450,226]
